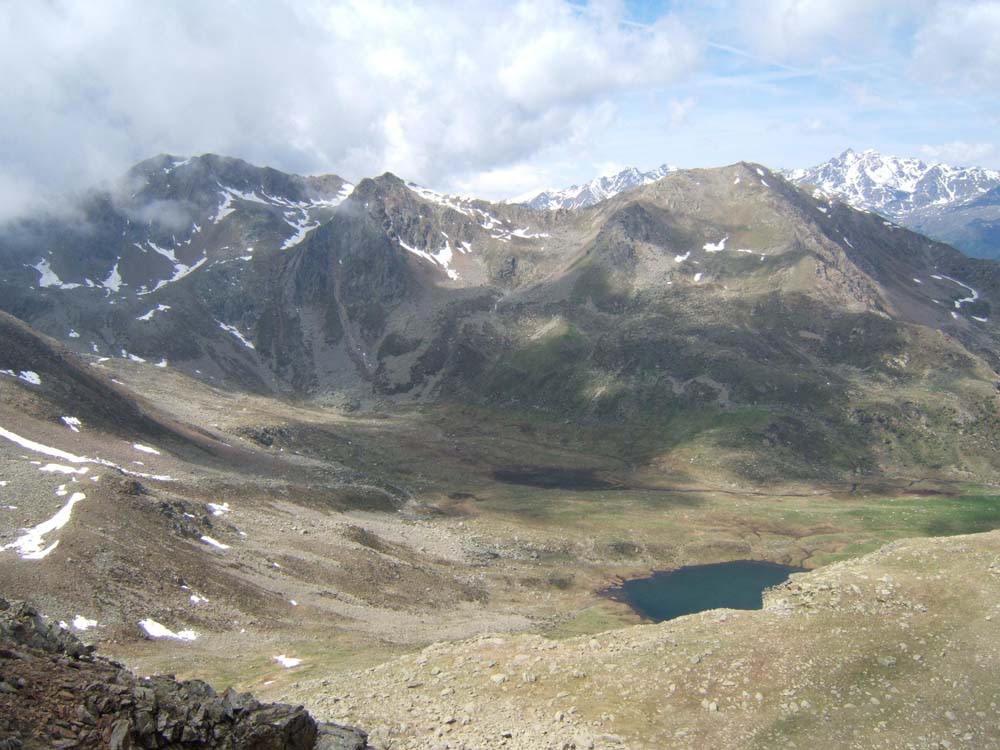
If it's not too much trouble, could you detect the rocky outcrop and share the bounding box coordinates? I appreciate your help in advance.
[0,597,367,749]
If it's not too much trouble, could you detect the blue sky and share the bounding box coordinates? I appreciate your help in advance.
[1,0,998,213]
[496,0,1000,193]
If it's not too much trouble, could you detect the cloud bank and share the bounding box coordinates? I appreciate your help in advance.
[0,0,698,217]
[2,0,999,215]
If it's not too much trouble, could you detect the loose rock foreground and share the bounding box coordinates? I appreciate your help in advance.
[0,598,367,749]
[292,531,1000,750]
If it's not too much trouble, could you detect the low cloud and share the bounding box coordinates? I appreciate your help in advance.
[919,141,997,166]
[668,97,696,127]
[0,1,700,221]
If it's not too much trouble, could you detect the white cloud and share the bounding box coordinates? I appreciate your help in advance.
[733,0,934,61]
[0,1,700,220]
[919,141,997,166]
[801,117,826,133]
[912,1,1000,90]
[453,162,556,199]
[668,97,696,127]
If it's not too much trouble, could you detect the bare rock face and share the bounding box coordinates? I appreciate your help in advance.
[0,597,368,749]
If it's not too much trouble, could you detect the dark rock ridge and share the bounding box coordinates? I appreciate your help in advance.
[0,597,367,749]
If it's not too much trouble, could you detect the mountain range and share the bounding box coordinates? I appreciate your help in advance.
[787,148,1000,259]
[3,153,1000,482]
[4,151,1000,749]
[515,164,676,210]
[516,150,1000,261]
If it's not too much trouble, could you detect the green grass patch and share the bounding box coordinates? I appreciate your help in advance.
[845,494,1000,537]
[543,604,636,639]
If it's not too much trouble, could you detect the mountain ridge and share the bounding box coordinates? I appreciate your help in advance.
[516,163,676,210]
[787,148,1000,259]
[2,154,1000,482]
[785,147,1000,219]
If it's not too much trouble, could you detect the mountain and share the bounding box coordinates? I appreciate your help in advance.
[516,164,675,210]
[0,153,353,393]
[906,183,1000,260]
[4,155,1000,483]
[787,148,1000,259]
[5,154,1000,749]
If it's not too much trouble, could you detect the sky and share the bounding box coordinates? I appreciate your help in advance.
[1,0,999,217]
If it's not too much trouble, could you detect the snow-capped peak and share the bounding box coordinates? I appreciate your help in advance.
[787,148,1000,220]
[516,164,677,211]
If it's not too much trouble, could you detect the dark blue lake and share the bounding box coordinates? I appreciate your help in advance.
[605,560,804,622]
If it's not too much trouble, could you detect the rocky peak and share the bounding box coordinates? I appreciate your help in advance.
[0,596,368,749]
[518,163,677,210]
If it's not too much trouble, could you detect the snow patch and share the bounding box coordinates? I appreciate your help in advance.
[703,236,728,253]
[0,426,88,463]
[133,444,160,455]
[207,502,230,516]
[102,262,123,292]
[273,655,302,668]
[200,535,230,550]
[212,191,235,224]
[139,619,198,641]
[38,463,88,475]
[138,255,208,296]
[512,227,549,239]
[674,251,690,263]
[2,491,85,559]
[72,615,97,631]
[18,371,41,386]
[0,425,173,481]
[935,273,979,310]
[399,239,461,280]
[281,214,321,250]
[60,417,81,433]
[30,258,81,290]
[217,321,255,349]
[137,304,171,321]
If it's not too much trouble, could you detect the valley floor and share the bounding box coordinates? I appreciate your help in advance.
[2,356,999,748]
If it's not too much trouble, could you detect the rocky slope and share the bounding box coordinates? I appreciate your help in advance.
[0,596,367,749]
[293,529,1000,750]
[0,154,352,393]
[788,148,1000,259]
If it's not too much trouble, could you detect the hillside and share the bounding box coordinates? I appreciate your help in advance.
[293,529,1000,749]
[3,154,1000,748]
[3,156,1000,484]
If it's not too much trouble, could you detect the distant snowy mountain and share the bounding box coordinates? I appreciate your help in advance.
[787,149,1000,259]
[517,164,676,210]
[787,148,1000,221]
